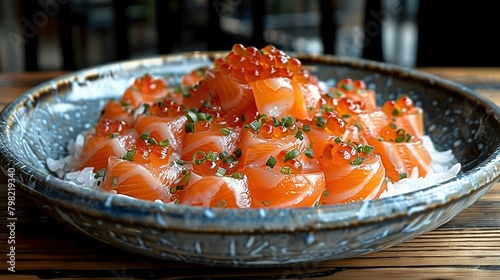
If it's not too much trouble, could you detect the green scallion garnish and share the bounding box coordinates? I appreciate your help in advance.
[266,156,277,169]
[215,167,226,177]
[284,149,300,162]
[280,165,292,174]
[122,149,136,162]
[192,151,207,165]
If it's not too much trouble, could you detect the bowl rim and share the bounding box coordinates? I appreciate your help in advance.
[2,51,500,232]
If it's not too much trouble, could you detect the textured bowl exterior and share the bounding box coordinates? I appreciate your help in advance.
[1,52,500,267]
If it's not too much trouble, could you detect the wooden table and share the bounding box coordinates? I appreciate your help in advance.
[1,69,500,279]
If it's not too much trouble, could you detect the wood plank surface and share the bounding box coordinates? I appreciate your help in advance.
[1,70,500,279]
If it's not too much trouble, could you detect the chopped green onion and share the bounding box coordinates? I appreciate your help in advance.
[392,108,400,116]
[196,112,208,121]
[295,130,304,140]
[316,116,326,129]
[350,157,365,166]
[185,122,195,133]
[192,151,207,165]
[112,176,119,186]
[220,127,231,136]
[280,165,292,174]
[141,132,151,140]
[341,113,351,118]
[258,114,268,124]
[248,120,262,132]
[176,159,186,165]
[302,124,311,132]
[110,132,119,139]
[222,155,238,165]
[326,92,334,98]
[185,111,198,123]
[305,148,314,159]
[362,145,375,155]
[149,138,159,145]
[395,135,405,143]
[202,100,211,107]
[341,83,353,91]
[390,123,397,129]
[234,148,242,158]
[94,168,106,179]
[334,137,342,144]
[323,189,330,198]
[219,151,231,159]
[170,186,177,194]
[281,116,296,128]
[399,173,408,179]
[284,149,300,162]
[231,172,244,179]
[207,151,218,161]
[122,149,136,162]
[266,156,277,168]
[183,171,191,182]
[215,167,226,177]
[159,139,170,146]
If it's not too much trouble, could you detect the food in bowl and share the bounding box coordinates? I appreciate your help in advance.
[2,47,499,266]
[47,44,459,208]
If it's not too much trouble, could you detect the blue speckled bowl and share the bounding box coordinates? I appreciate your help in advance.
[1,52,500,267]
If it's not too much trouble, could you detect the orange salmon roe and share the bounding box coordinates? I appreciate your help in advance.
[382,95,415,117]
[214,44,315,83]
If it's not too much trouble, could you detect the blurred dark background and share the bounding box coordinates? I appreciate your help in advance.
[1,0,499,72]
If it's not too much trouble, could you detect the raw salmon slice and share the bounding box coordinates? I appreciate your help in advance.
[244,162,325,208]
[319,154,386,204]
[176,173,251,208]
[181,127,241,161]
[204,69,257,115]
[100,156,184,202]
[134,115,187,153]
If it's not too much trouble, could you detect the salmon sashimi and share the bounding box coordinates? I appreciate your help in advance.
[368,137,432,182]
[99,100,136,126]
[249,74,322,120]
[78,119,136,170]
[100,156,185,202]
[249,77,295,118]
[244,161,325,208]
[134,115,187,153]
[204,69,257,115]
[181,127,241,161]
[70,43,446,208]
[237,119,308,168]
[175,172,252,208]
[354,110,389,139]
[320,152,386,204]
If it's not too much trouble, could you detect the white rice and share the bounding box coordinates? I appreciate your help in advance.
[48,129,460,200]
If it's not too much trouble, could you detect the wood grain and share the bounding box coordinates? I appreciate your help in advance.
[1,70,500,279]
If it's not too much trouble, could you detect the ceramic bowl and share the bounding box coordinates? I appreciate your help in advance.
[1,52,500,267]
